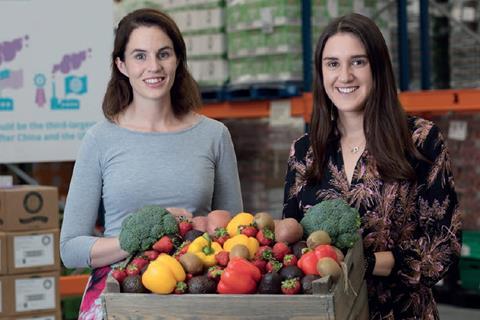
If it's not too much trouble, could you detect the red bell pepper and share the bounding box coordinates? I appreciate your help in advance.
[217,257,261,294]
[297,244,338,275]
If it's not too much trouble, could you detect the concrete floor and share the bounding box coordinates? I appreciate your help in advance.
[438,304,480,319]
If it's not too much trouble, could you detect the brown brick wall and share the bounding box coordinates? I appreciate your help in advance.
[223,119,304,218]
[430,113,480,230]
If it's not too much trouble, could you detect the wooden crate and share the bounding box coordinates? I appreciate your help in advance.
[101,239,368,320]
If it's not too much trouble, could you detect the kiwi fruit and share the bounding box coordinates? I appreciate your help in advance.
[229,244,250,260]
[316,257,342,281]
[306,230,331,249]
[179,252,204,275]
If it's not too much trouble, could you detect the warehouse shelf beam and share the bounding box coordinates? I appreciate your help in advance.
[60,274,89,297]
[398,88,480,112]
[420,0,431,90]
[397,0,410,91]
[199,89,480,121]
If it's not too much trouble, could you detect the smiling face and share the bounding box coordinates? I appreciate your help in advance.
[321,32,373,115]
[115,26,178,106]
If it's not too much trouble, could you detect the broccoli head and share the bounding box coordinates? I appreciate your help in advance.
[300,198,361,250]
[119,205,178,254]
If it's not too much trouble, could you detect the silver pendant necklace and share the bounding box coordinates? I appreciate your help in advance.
[351,146,361,154]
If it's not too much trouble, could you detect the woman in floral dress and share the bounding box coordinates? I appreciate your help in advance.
[282,13,461,319]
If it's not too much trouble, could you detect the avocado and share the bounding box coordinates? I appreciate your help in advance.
[280,265,304,280]
[301,274,321,294]
[121,275,148,293]
[184,229,204,242]
[187,275,217,294]
[257,272,282,294]
[291,241,307,259]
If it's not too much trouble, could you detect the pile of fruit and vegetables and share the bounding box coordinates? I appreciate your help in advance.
[112,198,361,295]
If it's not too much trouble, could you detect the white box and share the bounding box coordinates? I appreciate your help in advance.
[185,33,227,57]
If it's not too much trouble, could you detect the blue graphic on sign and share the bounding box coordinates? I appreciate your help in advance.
[0,98,14,111]
[65,75,87,95]
[0,69,10,80]
[50,81,79,110]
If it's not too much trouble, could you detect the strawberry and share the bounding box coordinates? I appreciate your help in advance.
[174,281,188,294]
[281,278,301,295]
[178,217,193,238]
[131,256,149,270]
[272,242,291,261]
[111,268,127,284]
[142,250,159,261]
[256,228,274,246]
[266,260,283,273]
[207,266,224,281]
[255,246,273,261]
[283,254,298,267]
[126,264,140,276]
[213,228,229,246]
[215,251,230,267]
[173,241,190,260]
[240,225,258,238]
[152,235,174,253]
[252,259,267,274]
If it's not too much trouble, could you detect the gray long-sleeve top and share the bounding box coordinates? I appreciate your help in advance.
[60,116,243,268]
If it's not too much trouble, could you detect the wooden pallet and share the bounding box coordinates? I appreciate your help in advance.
[101,239,368,320]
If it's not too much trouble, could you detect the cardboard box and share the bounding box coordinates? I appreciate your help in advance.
[0,272,60,317]
[0,186,58,231]
[5,229,60,275]
[0,233,6,275]
[0,310,62,320]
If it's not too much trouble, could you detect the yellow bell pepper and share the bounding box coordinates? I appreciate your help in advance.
[142,254,186,294]
[223,234,259,259]
[226,212,255,237]
[187,233,223,267]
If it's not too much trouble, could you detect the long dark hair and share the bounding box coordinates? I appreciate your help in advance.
[102,8,202,121]
[308,13,420,183]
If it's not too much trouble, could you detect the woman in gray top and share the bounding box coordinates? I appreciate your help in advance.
[60,8,242,319]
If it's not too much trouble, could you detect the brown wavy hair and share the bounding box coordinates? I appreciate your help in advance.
[102,8,202,121]
[307,13,421,183]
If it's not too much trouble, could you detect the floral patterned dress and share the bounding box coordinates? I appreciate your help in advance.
[282,117,461,320]
[78,266,111,320]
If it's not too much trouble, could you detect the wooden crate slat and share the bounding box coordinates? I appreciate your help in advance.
[101,239,368,320]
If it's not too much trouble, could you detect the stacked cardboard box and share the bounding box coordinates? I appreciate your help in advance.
[311,0,392,58]
[226,0,303,84]
[0,186,61,320]
[162,0,229,86]
[449,0,480,89]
